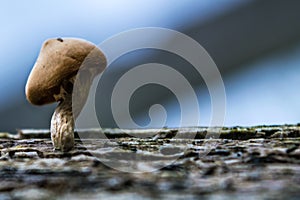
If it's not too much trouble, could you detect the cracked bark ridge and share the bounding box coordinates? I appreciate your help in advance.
[0,126,300,199]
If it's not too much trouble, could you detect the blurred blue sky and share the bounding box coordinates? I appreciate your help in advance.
[225,41,300,125]
[0,0,245,107]
[1,0,300,130]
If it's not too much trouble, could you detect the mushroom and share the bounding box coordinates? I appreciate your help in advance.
[25,38,106,151]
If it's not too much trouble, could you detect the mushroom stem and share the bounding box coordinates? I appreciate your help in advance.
[50,93,74,151]
[50,70,96,151]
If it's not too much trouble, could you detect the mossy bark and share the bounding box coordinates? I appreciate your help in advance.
[0,125,299,199]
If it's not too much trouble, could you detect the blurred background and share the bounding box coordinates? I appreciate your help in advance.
[1,0,300,133]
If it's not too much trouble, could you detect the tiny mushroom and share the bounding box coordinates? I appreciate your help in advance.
[26,38,106,151]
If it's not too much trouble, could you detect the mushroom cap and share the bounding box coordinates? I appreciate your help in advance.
[25,38,106,105]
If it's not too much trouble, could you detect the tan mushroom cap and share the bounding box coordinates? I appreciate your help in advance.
[26,38,106,105]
